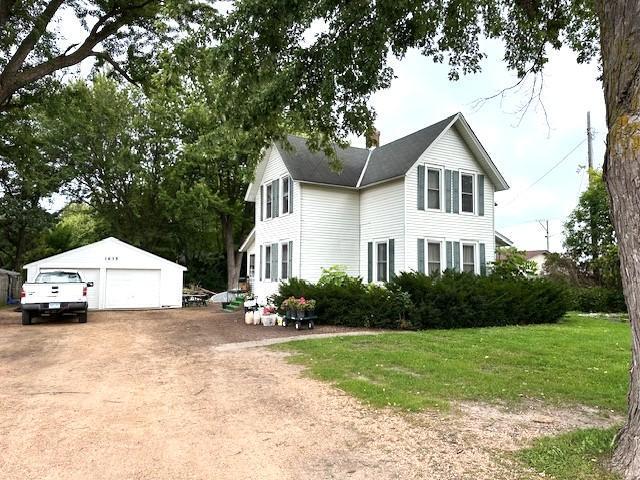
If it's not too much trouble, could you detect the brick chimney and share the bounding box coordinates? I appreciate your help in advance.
[366,128,380,149]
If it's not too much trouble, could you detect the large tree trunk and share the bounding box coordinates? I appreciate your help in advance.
[221,214,243,291]
[597,1,640,477]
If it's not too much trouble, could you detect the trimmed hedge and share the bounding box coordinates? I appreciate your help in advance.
[272,271,568,330]
[272,277,411,329]
[566,286,626,313]
[392,271,568,329]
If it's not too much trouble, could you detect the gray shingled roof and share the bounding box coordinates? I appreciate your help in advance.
[276,135,369,187]
[359,114,457,186]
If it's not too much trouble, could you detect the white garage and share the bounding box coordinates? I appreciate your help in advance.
[24,237,186,310]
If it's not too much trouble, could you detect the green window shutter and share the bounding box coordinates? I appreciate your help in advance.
[259,245,263,281]
[388,239,395,280]
[271,242,278,281]
[446,241,453,270]
[445,169,452,213]
[417,238,425,274]
[289,177,293,213]
[453,241,461,271]
[417,165,425,210]
[479,243,486,276]
[260,185,263,221]
[367,242,373,283]
[452,171,460,214]
[478,174,485,216]
[272,180,279,218]
[288,240,293,278]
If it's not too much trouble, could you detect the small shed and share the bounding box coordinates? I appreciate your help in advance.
[0,269,21,305]
[24,237,186,310]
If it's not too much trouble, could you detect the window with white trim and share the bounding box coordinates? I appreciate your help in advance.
[265,184,273,219]
[427,242,441,275]
[461,173,474,213]
[427,168,441,209]
[265,245,272,279]
[376,242,388,282]
[281,242,289,279]
[282,176,290,214]
[462,244,476,273]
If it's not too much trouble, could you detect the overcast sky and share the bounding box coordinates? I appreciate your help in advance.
[56,10,605,252]
[350,40,605,252]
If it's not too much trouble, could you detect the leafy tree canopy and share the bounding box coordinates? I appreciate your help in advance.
[0,0,216,109]
[563,170,620,289]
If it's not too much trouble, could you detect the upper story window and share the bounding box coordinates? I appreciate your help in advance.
[462,244,476,273]
[377,242,388,282]
[282,176,290,214]
[461,173,474,213]
[265,184,273,219]
[427,168,441,209]
[427,242,441,275]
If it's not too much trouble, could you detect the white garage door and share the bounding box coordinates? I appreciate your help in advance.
[105,269,161,309]
[41,268,100,309]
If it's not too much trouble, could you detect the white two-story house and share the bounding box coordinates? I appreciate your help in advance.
[239,113,509,301]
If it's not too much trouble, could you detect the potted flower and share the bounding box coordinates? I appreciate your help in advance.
[304,298,317,316]
[281,296,299,318]
[296,297,308,320]
[262,305,277,326]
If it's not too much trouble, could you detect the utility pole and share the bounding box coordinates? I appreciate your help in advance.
[587,111,594,171]
[538,219,550,251]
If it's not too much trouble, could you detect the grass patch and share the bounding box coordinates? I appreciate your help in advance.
[275,314,630,412]
[517,427,620,480]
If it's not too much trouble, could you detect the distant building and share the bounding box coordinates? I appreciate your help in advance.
[525,250,550,274]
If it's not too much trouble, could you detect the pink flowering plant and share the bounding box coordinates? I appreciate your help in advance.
[281,296,316,318]
[262,305,277,315]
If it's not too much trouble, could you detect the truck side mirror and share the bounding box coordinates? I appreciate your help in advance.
[87,282,94,287]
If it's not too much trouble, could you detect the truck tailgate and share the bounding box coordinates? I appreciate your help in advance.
[22,283,86,304]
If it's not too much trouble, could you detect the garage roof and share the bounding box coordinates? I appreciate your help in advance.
[23,237,187,271]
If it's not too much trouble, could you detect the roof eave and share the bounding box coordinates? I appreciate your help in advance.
[239,228,256,252]
[454,115,509,191]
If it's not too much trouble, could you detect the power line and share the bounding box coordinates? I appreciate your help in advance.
[503,138,587,207]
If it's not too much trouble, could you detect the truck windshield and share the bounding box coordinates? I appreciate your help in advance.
[35,272,82,283]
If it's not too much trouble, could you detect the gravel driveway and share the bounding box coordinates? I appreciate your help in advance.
[0,307,617,480]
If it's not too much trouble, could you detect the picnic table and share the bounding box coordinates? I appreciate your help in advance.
[182,294,209,307]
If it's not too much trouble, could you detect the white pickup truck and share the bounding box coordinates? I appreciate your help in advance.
[20,271,93,325]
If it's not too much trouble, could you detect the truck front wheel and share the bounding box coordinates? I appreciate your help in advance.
[21,310,32,325]
[78,311,87,323]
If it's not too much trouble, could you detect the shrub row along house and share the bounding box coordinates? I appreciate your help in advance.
[240,113,510,302]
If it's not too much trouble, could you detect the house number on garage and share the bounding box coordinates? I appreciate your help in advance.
[105,256,119,261]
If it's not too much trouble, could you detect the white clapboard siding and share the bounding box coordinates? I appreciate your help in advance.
[253,147,301,300]
[299,184,360,282]
[404,125,496,271]
[359,178,405,276]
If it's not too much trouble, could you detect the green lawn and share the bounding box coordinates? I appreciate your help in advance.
[517,427,620,480]
[276,314,628,479]
[276,314,630,412]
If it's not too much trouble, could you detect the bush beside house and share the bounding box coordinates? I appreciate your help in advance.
[566,286,626,313]
[273,268,568,330]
